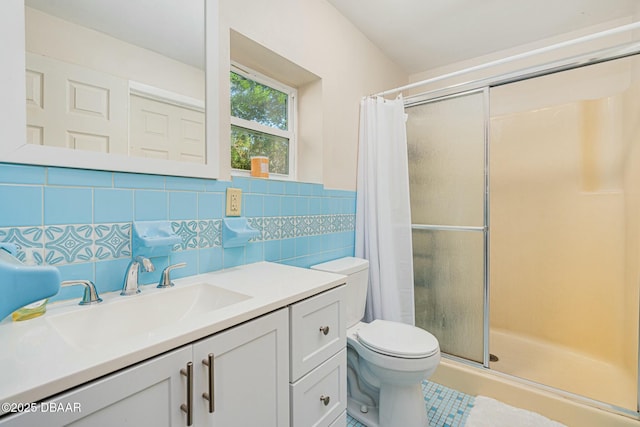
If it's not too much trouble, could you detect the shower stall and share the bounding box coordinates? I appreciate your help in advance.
[407,51,640,415]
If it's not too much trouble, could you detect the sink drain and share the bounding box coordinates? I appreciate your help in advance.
[489,353,499,362]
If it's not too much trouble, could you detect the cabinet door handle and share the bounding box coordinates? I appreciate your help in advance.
[319,325,330,335]
[202,353,215,413]
[180,362,193,426]
[320,395,331,406]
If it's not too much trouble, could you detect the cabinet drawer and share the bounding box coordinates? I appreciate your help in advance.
[328,411,346,427]
[290,349,347,427]
[290,285,346,381]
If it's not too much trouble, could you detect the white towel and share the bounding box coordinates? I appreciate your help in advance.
[466,396,566,427]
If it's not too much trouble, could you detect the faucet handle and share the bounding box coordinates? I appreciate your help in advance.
[61,280,103,305]
[136,256,155,273]
[157,262,186,288]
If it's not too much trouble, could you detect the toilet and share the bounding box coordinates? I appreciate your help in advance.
[311,257,440,427]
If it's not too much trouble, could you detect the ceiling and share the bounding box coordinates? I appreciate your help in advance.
[327,0,640,74]
[25,1,640,76]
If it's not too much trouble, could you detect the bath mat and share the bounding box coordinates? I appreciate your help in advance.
[465,396,566,427]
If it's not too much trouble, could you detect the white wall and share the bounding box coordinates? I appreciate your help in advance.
[217,0,407,189]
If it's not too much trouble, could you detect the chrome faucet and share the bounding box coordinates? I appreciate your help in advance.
[121,256,155,296]
[61,280,103,305]
[157,262,186,288]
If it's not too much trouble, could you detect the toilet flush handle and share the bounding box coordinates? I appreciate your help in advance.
[319,326,330,335]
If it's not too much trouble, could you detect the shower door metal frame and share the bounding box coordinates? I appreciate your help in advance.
[403,43,640,418]
[407,87,491,368]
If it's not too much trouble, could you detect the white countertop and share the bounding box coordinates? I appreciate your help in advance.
[0,262,346,411]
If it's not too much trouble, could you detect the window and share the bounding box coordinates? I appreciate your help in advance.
[230,64,296,178]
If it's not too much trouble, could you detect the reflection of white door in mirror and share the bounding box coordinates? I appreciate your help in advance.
[130,93,205,164]
[26,52,129,154]
[0,0,218,179]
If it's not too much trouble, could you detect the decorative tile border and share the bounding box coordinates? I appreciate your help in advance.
[44,225,94,264]
[0,214,355,264]
[95,223,132,260]
[0,223,132,265]
[197,219,222,248]
[171,220,199,251]
[0,226,43,263]
[253,214,355,242]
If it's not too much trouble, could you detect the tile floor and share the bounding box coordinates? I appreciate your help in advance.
[346,380,474,427]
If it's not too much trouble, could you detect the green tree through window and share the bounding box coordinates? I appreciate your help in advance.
[230,69,295,176]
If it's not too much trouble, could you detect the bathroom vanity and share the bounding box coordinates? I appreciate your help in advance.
[0,262,347,427]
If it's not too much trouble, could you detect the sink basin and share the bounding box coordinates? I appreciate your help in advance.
[47,283,251,349]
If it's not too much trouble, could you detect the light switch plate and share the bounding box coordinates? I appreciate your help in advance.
[226,188,242,216]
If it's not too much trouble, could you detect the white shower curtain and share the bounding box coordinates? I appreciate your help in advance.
[355,96,415,325]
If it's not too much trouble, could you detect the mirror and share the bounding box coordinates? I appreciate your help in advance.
[8,0,218,179]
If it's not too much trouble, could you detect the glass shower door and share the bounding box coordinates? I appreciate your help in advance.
[406,90,487,363]
[489,54,640,411]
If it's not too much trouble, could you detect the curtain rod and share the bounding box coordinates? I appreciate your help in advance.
[374,21,640,98]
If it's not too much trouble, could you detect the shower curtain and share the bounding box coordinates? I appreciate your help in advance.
[355,96,415,325]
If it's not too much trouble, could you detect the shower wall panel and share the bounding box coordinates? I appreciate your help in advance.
[620,64,640,377]
[489,55,640,409]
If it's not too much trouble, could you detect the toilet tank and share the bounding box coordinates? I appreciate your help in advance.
[311,257,369,328]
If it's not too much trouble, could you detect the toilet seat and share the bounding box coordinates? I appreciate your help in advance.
[357,320,439,359]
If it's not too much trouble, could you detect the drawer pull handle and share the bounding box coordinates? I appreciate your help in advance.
[202,353,215,413]
[319,325,330,335]
[180,362,193,426]
[320,395,331,406]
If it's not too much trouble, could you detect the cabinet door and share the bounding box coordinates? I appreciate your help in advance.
[192,309,289,427]
[0,346,192,427]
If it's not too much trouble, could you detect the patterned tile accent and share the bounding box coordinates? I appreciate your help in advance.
[44,224,94,264]
[197,219,221,248]
[1,223,133,265]
[171,220,199,251]
[281,216,296,239]
[0,226,43,262]
[252,214,355,241]
[346,381,474,427]
[262,217,282,240]
[94,223,131,260]
[247,217,264,242]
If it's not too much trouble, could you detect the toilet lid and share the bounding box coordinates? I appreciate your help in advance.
[357,320,439,359]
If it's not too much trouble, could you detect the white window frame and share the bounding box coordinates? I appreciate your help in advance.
[230,62,297,180]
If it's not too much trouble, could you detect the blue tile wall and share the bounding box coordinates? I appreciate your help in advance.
[0,163,356,302]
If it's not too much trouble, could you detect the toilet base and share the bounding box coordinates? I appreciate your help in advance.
[347,396,380,427]
[346,382,427,427]
[379,382,427,427]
